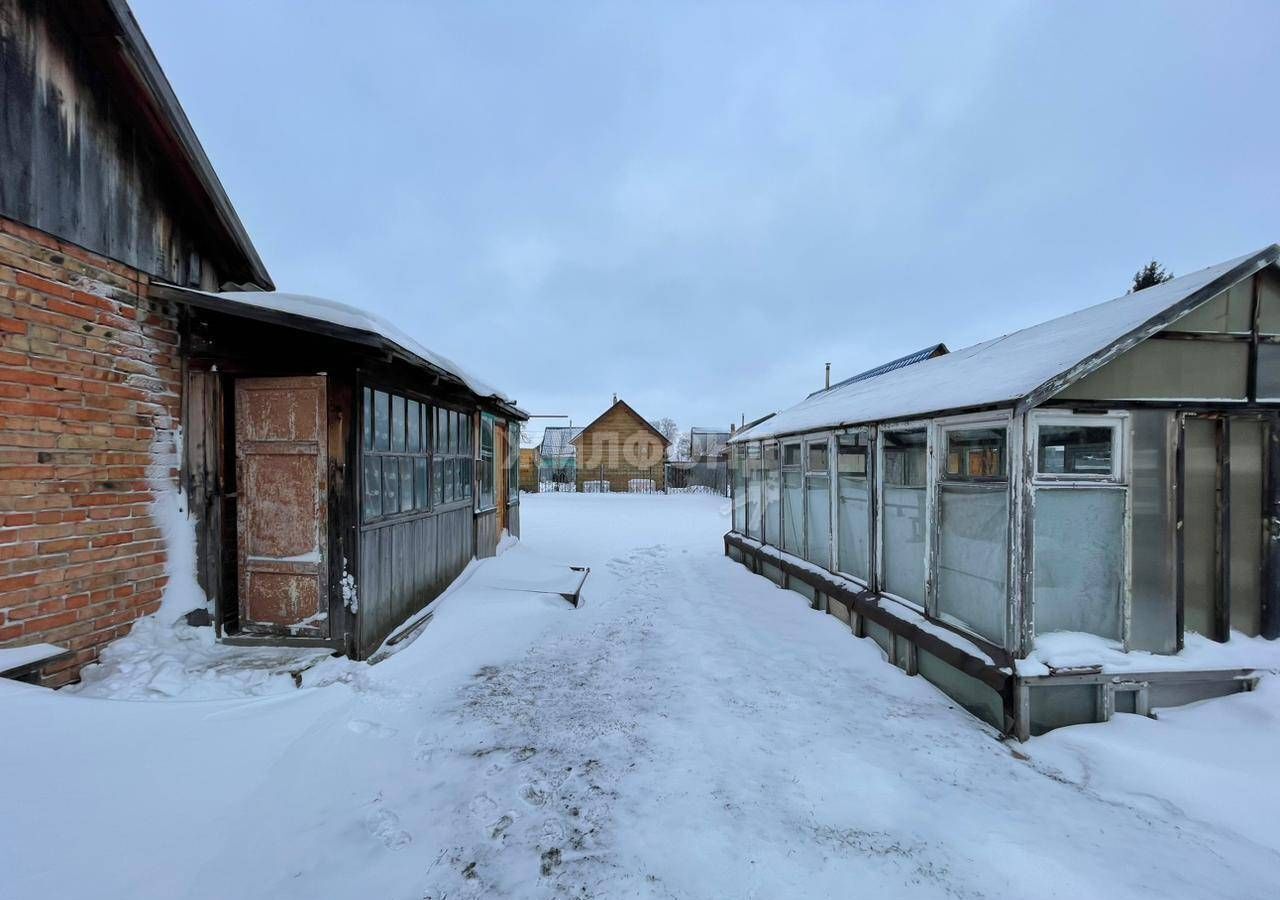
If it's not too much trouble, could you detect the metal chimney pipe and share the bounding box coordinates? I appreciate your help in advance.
[825,362,831,389]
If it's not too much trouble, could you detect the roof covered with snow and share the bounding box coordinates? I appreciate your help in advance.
[733,246,1280,442]
[807,343,949,399]
[167,287,521,410]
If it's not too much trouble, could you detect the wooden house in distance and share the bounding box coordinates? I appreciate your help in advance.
[0,0,525,683]
[572,398,670,492]
[727,247,1280,739]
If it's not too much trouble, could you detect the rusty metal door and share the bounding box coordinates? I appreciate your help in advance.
[235,376,328,636]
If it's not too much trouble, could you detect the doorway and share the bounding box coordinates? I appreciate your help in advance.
[1179,414,1271,640]
[234,376,329,637]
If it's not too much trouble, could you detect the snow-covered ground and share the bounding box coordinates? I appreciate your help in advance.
[3,493,1278,899]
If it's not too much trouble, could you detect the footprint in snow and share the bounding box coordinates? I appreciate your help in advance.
[364,807,412,851]
[347,719,398,739]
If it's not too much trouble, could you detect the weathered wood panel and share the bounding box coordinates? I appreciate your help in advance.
[0,0,226,287]
[235,376,328,636]
[183,369,223,614]
[476,509,499,559]
[356,503,474,656]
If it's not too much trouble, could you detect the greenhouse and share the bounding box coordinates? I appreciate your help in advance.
[726,245,1280,738]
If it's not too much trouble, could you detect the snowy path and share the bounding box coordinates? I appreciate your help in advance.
[4,493,1279,899]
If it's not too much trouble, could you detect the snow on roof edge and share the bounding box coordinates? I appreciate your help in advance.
[190,289,521,410]
[731,246,1279,443]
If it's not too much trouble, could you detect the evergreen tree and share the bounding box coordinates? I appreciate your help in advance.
[1131,259,1173,292]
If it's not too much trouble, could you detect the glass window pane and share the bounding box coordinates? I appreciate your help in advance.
[445,458,456,503]
[463,458,473,498]
[805,474,831,569]
[381,456,398,513]
[361,455,381,520]
[1034,489,1124,639]
[1037,425,1113,476]
[362,388,372,451]
[838,469,870,580]
[391,396,406,451]
[883,482,926,604]
[782,469,804,554]
[432,457,444,505]
[423,405,432,454]
[373,390,390,451]
[783,443,802,467]
[732,449,747,532]
[436,408,447,455]
[764,444,781,547]
[937,485,1009,644]
[1257,343,1280,400]
[415,457,429,509]
[945,428,1006,479]
[807,441,828,472]
[406,400,421,452]
[400,457,414,511]
[837,434,867,475]
[883,430,926,486]
[746,444,763,540]
[463,415,472,452]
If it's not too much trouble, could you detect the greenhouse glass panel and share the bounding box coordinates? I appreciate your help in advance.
[746,444,763,541]
[1033,488,1124,639]
[837,433,870,580]
[937,485,1008,645]
[764,443,781,548]
[806,474,831,570]
[882,429,926,605]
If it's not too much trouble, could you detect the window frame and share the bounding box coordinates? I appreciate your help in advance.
[1027,410,1131,647]
[1030,412,1126,485]
[507,420,521,504]
[780,438,805,556]
[477,412,497,513]
[802,432,835,571]
[360,384,435,526]
[834,427,875,587]
[875,419,932,610]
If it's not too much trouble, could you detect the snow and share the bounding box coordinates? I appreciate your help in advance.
[1020,629,1280,676]
[735,249,1275,441]
[200,289,513,404]
[3,493,1278,898]
[0,642,66,673]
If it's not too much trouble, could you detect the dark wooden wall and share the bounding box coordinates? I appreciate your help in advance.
[358,504,474,653]
[476,509,499,559]
[0,0,227,288]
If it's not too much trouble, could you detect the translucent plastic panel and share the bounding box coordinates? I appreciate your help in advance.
[764,465,781,548]
[783,470,804,555]
[937,486,1008,645]
[837,473,870,580]
[1181,419,1216,637]
[1033,488,1124,639]
[805,475,831,570]
[746,446,763,541]
[1256,344,1280,400]
[1229,419,1264,636]
[731,451,746,532]
[882,485,926,605]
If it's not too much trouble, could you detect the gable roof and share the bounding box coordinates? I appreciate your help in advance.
[571,399,672,446]
[67,1,272,288]
[807,344,949,399]
[539,426,582,459]
[733,245,1280,443]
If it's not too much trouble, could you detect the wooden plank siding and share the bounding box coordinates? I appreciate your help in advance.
[0,1,256,289]
[572,399,670,492]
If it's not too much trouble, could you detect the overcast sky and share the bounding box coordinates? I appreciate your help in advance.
[133,1,1280,441]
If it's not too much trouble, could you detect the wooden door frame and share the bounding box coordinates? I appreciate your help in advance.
[234,375,330,637]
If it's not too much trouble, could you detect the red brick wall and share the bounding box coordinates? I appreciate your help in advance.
[0,216,183,686]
